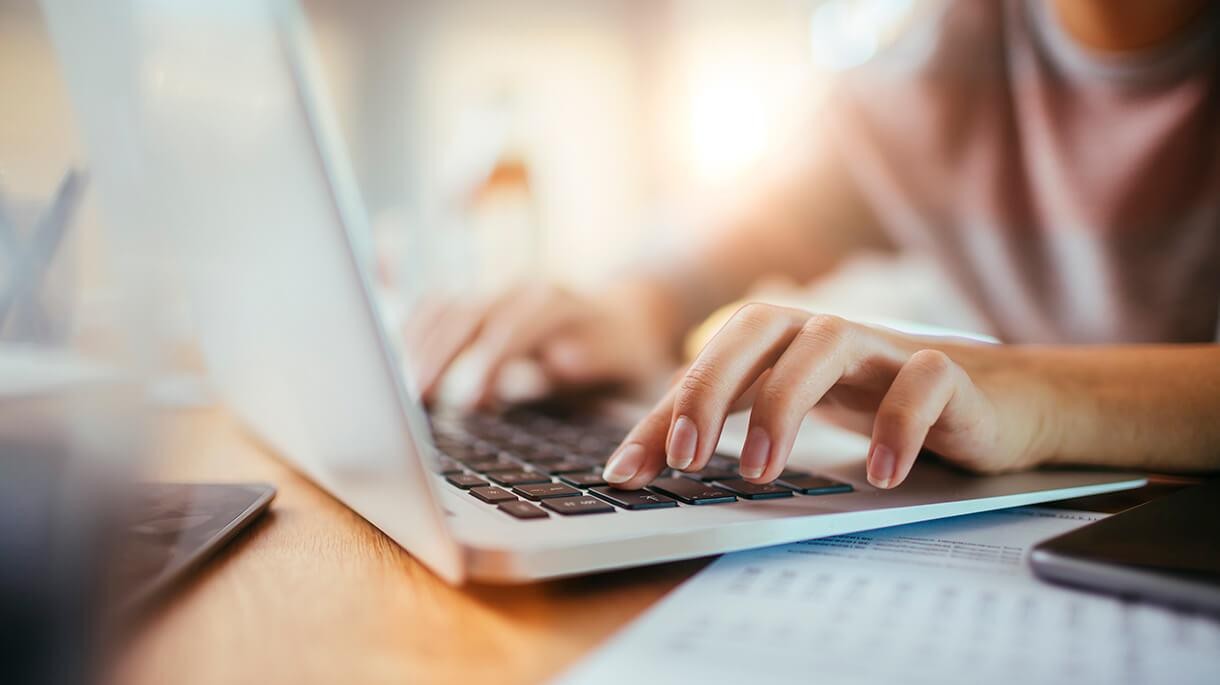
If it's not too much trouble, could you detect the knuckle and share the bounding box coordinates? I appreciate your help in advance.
[756,379,795,415]
[908,348,953,374]
[799,313,850,347]
[677,364,722,401]
[732,302,779,331]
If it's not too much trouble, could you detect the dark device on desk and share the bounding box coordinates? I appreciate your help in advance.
[110,482,275,613]
[1031,480,1220,614]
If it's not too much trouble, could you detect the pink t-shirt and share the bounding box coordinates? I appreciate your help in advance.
[819,0,1220,343]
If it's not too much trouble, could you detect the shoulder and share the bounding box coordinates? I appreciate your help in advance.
[826,0,1014,161]
[862,0,1007,81]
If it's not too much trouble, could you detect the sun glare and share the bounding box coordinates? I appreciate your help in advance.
[686,68,772,184]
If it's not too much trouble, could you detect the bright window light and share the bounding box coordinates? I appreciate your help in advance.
[686,67,772,184]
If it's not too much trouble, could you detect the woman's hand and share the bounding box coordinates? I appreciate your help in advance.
[602,303,1054,490]
[404,282,675,408]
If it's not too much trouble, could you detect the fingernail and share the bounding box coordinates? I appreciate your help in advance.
[603,443,646,484]
[868,444,896,489]
[667,415,698,470]
[739,427,771,479]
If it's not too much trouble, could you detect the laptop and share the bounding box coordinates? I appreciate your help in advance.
[44,0,1146,584]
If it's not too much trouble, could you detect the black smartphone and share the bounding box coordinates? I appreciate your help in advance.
[109,482,275,613]
[1031,479,1220,614]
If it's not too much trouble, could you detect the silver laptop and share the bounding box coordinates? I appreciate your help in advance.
[44,0,1145,584]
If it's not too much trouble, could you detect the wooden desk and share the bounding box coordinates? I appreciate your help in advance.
[114,408,709,685]
[114,408,1180,685]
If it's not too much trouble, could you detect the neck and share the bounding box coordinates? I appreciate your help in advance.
[1051,0,1211,52]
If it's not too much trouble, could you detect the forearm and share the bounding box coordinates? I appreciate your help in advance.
[615,210,890,358]
[960,344,1220,473]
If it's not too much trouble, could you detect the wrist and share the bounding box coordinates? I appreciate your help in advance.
[967,348,1068,470]
[1000,355,1077,470]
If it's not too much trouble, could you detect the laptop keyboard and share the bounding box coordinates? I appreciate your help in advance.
[427,408,852,520]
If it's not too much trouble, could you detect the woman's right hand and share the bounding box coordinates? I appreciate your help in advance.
[404,283,675,408]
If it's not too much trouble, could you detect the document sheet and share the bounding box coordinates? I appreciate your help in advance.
[558,507,1220,685]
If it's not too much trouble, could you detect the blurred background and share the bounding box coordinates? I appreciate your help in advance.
[2,0,940,361]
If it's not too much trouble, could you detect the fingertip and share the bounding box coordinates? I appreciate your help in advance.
[738,426,770,479]
[867,443,897,489]
[666,415,698,470]
[540,337,593,382]
[603,443,646,484]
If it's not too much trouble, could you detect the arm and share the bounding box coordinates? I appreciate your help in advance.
[601,304,1220,490]
[1002,344,1220,473]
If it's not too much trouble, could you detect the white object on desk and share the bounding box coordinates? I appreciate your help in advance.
[557,506,1220,685]
[0,343,115,397]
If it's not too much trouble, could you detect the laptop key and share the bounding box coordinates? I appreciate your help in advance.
[431,457,464,475]
[559,472,608,488]
[590,487,678,510]
[648,477,737,505]
[513,482,583,501]
[541,496,615,516]
[776,473,854,495]
[540,459,599,475]
[517,444,567,463]
[690,467,740,482]
[469,486,517,504]
[714,478,795,500]
[463,457,522,473]
[498,500,549,520]
[488,470,553,486]
[446,473,488,489]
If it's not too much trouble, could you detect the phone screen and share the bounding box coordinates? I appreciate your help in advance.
[108,482,275,612]
[1032,480,1220,612]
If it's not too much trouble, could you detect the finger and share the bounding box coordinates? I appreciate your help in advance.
[412,297,494,402]
[403,295,448,354]
[538,331,622,385]
[740,314,861,483]
[868,349,981,489]
[601,387,677,489]
[667,303,810,472]
[469,287,577,406]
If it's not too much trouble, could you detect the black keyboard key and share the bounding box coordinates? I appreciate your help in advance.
[441,441,499,461]
[540,459,600,475]
[498,500,549,520]
[506,432,538,448]
[575,434,617,453]
[648,477,737,505]
[776,473,854,495]
[432,436,463,453]
[559,472,608,488]
[431,457,463,475]
[690,466,740,482]
[445,473,488,489]
[517,443,567,463]
[714,478,795,500]
[541,496,615,516]
[469,486,517,504]
[590,487,678,510]
[513,482,583,501]
[463,456,522,473]
[488,470,552,486]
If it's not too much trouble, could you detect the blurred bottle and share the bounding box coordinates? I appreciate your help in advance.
[467,113,540,292]
[446,86,545,295]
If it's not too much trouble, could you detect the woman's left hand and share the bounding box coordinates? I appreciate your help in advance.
[601,303,1053,490]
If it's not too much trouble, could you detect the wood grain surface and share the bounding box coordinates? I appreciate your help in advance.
[112,408,709,685]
